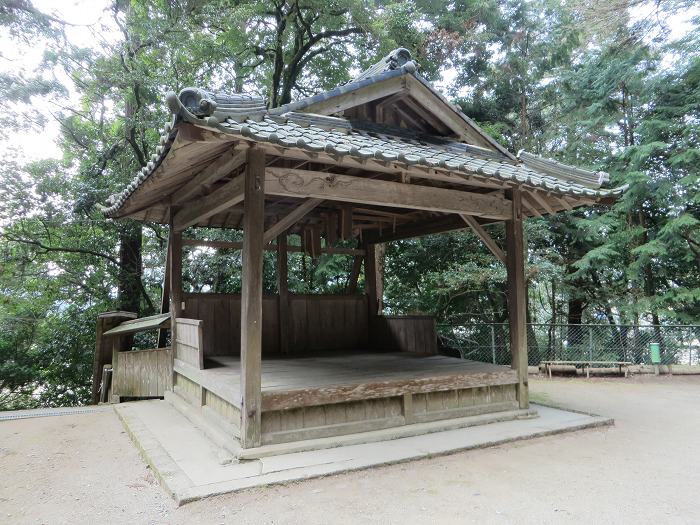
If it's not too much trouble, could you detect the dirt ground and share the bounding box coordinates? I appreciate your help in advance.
[1,375,699,524]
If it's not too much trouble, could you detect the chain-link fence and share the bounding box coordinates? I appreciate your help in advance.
[437,323,700,367]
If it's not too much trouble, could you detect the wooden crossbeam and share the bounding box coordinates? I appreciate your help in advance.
[459,214,506,264]
[172,147,248,205]
[182,238,364,256]
[263,198,323,245]
[265,168,511,220]
[173,175,245,231]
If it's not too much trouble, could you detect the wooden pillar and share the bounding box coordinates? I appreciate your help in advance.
[157,239,171,348]
[91,311,136,404]
[277,233,290,355]
[169,210,183,391]
[505,188,529,409]
[240,148,265,448]
[364,242,383,316]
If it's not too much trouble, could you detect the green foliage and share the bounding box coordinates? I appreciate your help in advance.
[0,0,699,410]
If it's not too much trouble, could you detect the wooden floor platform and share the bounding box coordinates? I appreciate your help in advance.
[172,351,520,446]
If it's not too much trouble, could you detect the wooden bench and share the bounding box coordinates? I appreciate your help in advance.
[541,360,632,379]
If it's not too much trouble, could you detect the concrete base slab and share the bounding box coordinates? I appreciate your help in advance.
[115,400,612,505]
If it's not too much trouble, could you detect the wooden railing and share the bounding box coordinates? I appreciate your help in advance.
[174,318,204,369]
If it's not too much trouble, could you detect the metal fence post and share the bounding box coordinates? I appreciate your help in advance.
[588,326,593,362]
[491,324,496,364]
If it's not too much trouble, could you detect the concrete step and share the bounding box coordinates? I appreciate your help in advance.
[165,390,241,462]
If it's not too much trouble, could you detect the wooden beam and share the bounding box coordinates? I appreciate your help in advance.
[525,190,556,215]
[304,76,407,115]
[263,198,323,245]
[240,148,265,448]
[460,214,506,264]
[172,147,248,205]
[505,188,528,409]
[277,234,290,355]
[265,168,511,220]
[181,238,364,256]
[173,175,245,231]
[521,193,542,218]
[365,215,466,244]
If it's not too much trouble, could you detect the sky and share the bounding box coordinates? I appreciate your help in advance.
[1,0,697,164]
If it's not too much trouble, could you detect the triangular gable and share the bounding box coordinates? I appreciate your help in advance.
[271,48,515,160]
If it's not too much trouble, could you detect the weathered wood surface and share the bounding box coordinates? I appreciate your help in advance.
[175,318,204,369]
[240,147,266,448]
[505,187,529,409]
[265,167,512,220]
[370,315,437,355]
[181,237,365,256]
[174,173,245,231]
[460,214,506,263]
[261,384,517,445]
[261,367,517,411]
[263,198,323,244]
[186,353,517,410]
[91,311,136,404]
[277,235,290,354]
[169,213,183,391]
[112,347,172,398]
[174,352,519,445]
[182,293,368,355]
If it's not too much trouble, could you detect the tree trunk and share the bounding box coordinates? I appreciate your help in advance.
[117,220,143,315]
[567,297,585,346]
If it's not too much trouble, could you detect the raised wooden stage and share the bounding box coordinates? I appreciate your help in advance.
[172,351,519,446]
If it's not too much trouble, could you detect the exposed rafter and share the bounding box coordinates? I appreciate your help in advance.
[263,198,324,244]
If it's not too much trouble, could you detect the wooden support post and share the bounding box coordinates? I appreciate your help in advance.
[340,205,353,240]
[505,188,529,409]
[91,311,136,404]
[157,239,171,348]
[277,233,290,355]
[240,148,265,448]
[169,210,183,391]
[364,242,383,316]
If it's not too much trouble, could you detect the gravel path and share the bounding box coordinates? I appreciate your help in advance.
[1,375,698,524]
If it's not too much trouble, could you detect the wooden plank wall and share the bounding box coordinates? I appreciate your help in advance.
[182,293,368,355]
[112,347,171,398]
[371,315,438,355]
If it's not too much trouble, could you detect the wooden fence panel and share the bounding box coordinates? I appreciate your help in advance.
[371,316,438,355]
[112,347,171,398]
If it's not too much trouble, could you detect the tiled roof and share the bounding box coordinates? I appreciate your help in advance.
[102,49,626,218]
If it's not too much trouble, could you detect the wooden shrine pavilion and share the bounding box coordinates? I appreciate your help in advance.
[95,49,624,456]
